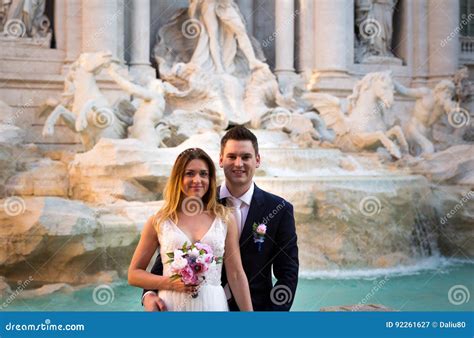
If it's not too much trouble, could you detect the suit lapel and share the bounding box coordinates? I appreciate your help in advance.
[239,184,265,246]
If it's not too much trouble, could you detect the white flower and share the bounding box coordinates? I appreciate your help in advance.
[174,249,184,258]
[189,247,200,258]
[171,256,188,271]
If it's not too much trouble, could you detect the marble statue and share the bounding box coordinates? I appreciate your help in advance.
[394,80,458,156]
[105,62,192,148]
[453,67,473,104]
[246,65,334,144]
[187,0,265,73]
[355,0,398,64]
[40,51,134,151]
[0,0,51,39]
[153,0,269,127]
[314,71,409,159]
[153,0,332,145]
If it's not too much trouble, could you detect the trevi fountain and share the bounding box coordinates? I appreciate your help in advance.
[0,0,472,311]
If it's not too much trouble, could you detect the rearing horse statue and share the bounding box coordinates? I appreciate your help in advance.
[40,51,134,150]
[314,71,409,159]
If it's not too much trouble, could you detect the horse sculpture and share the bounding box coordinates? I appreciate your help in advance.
[314,71,408,159]
[40,51,134,150]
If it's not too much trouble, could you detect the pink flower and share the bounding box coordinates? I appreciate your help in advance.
[180,265,195,285]
[256,224,267,235]
[196,253,213,265]
[204,254,213,264]
[195,262,208,273]
[195,242,213,255]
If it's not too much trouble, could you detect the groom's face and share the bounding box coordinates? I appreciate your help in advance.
[219,140,260,187]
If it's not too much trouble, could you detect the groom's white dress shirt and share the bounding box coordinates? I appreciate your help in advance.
[219,182,254,236]
[219,182,254,300]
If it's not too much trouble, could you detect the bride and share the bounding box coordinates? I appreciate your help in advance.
[128,148,253,311]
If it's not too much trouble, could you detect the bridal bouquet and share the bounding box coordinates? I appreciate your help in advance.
[166,242,222,298]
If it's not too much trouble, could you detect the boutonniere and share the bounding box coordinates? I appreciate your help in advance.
[252,222,267,252]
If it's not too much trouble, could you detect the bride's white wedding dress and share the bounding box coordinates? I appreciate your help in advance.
[157,217,229,311]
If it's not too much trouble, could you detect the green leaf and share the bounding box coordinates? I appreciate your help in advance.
[169,274,181,281]
[166,252,174,258]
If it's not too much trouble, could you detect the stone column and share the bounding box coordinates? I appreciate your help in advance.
[274,0,297,86]
[313,0,350,78]
[54,0,66,51]
[64,0,82,64]
[308,0,352,93]
[428,0,460,83]
[128,0,155,83]
[412,0,429,86]
[296,0,314,81]
[82,0,124,60]
[236,0,254,36]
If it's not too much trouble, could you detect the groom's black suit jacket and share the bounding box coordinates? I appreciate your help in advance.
[144,184,299,311]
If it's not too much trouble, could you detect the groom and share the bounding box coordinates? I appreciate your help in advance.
[142,126,299,311]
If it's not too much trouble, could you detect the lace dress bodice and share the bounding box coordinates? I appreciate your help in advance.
[157,217,227,286]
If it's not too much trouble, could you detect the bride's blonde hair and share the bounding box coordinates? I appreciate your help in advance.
[153,148,231,232]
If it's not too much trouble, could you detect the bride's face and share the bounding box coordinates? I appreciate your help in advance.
[181,159,210,199]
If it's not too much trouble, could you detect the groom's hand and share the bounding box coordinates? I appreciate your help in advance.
[143,293,167,312]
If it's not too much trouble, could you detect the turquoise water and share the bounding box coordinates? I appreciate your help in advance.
[2,258,473,311]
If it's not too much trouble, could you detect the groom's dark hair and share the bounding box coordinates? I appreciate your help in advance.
[220,125,259,155]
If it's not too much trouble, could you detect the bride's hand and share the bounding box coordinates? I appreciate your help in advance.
[167,278,197,294]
